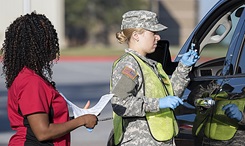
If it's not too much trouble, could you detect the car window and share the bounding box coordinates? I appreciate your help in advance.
[196,7,242,66]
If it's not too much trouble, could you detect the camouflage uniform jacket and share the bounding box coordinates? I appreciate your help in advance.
[110,48,192,146]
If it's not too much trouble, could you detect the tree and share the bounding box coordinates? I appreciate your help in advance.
[65,0,149,47]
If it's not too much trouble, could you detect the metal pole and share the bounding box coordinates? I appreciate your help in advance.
[23,0,31,14]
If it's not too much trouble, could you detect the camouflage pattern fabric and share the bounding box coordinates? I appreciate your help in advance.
[110,48,192,146]
[202,130,245,146]
[121,10,167,32]
[170,61,192,97]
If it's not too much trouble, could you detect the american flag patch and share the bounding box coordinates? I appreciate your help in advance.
[122,66,137,80]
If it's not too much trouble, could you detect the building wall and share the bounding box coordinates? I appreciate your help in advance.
[157,0,197,47]
[199,0,219,20]
[0,0,66,48]
[165,0,197,46]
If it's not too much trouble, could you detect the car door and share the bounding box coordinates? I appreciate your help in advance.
[173,1,245,146]
[176,1,245,104]
[221,9,245,94]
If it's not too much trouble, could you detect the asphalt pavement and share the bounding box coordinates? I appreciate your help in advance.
[0,59,115,146]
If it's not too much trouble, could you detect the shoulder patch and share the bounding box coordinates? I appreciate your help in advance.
[122,66,137,80]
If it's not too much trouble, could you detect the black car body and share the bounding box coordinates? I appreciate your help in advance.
[148,0,245,145]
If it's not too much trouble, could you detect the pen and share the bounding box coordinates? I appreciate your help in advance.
[98,117,113,122]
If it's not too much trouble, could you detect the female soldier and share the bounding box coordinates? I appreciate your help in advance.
[110,10,199,146]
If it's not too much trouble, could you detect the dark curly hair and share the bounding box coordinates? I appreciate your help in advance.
[1,12,60,88]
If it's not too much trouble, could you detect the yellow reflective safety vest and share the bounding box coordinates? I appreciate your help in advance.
[193,91,245,140]
[112,53,178,145]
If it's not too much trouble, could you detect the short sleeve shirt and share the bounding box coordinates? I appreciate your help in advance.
[8,67,70,146]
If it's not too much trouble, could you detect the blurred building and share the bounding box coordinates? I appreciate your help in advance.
[152,0,218,47]
[0,0,66,48]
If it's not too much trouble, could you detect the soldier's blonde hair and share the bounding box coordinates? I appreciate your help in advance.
[116,28,144,44]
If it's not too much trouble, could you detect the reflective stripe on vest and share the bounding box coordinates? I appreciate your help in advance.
[112,53,178,145]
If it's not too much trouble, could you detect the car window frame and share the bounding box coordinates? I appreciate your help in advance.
[192,5,245,81]
[226,6,245,76]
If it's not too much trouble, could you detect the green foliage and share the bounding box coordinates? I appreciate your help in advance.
[65,0,150,46]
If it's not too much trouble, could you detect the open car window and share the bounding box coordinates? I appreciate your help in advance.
[196,6,243,66]
[194,6,245,77]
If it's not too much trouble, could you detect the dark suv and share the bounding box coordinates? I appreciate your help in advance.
[147,0,245,145]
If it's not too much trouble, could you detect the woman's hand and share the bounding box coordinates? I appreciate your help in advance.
[80,114,98,129]
[180,49,200,66]
[222,104,243,122]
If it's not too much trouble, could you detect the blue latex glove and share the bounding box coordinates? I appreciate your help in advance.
[159,96,183,109]
[87,128,93,132]
[180,49,200,66]
[222,104,242,122]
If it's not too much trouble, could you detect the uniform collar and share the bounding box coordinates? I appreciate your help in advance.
[125,48,158,67]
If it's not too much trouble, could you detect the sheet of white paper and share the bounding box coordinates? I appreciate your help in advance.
[60,93,113,118]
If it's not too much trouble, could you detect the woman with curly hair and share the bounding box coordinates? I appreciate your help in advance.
[1,12,98,146]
